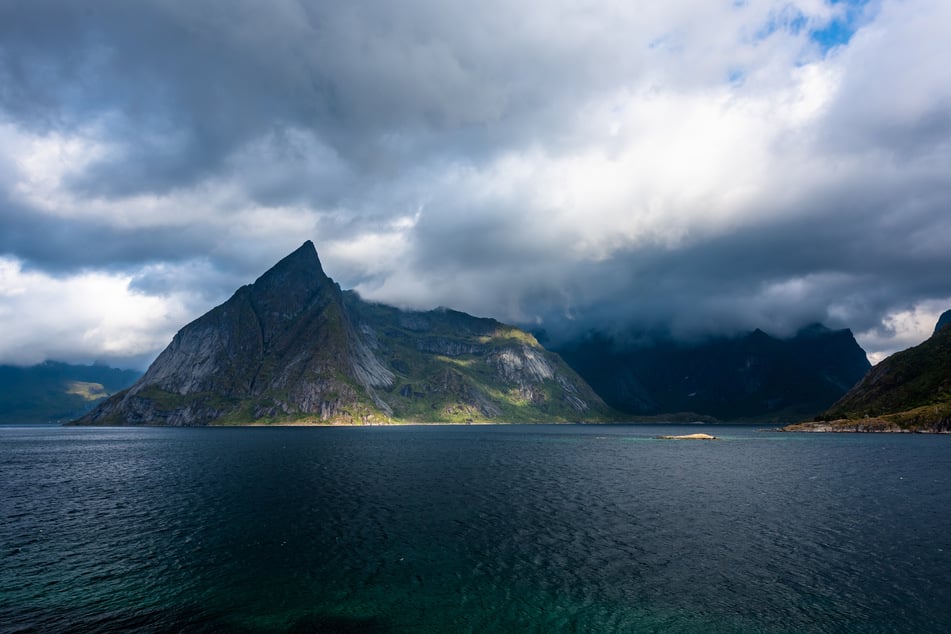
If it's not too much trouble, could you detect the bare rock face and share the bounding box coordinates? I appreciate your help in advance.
[489,346,555,383]
[75,242,613,425]
[77,242,391,425]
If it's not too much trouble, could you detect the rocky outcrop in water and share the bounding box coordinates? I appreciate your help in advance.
[75,242,612,425]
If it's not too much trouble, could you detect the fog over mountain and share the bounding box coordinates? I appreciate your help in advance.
[1,0,950,369]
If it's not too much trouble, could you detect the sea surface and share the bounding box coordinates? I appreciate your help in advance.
[2,424,950,633]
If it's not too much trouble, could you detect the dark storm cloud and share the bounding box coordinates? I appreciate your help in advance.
[369,144,951,348]
[1,0,950,366]
[0,196,208,273]
[583,206,951,340]
[1,1,304,195]
[0,0,635,202]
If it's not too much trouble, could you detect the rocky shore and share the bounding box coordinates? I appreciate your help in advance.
[781,408,951,434]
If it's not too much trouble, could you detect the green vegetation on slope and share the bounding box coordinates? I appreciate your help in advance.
[787,316,951,432]
[343,293,617,423]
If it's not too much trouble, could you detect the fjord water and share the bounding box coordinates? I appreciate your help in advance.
[2,426,950,633]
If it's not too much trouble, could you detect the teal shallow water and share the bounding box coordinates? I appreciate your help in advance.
[2,424,950,632]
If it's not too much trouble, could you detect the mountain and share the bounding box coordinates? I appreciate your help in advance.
[785,310,951,432]
[75,241,613,426]
[0,361,140,424]
[554,324,870,422]
[935,309,951,336]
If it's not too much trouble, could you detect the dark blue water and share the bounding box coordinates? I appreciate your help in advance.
[2,425,950,633]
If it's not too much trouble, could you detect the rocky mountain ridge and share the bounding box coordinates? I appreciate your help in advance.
[75,242,613,425]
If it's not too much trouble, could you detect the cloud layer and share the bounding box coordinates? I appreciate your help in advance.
[1,0,950,368]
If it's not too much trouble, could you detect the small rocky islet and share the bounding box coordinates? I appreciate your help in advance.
[657,433,719,440]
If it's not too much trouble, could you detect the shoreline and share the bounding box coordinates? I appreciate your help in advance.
[780,420,951,434]
[57,420,763,429]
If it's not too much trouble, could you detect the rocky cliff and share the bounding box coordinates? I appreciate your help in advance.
[75,241,613,425]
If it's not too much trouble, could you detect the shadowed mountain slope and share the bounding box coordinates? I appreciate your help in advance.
[0,361,140,424]
[555,325,870,422]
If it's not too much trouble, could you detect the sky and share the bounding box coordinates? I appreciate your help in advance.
[1,0,950,369]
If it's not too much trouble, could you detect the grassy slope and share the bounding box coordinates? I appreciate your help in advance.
[344,294,618,423]
[784,323,951,432]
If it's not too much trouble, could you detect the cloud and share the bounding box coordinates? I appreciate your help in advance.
[856,298,951,364]
[0,0,949,367]
[0,257,197,368]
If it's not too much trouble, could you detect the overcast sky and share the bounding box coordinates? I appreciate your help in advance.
[1,0,950,369]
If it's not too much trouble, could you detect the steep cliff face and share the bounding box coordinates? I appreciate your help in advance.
[78,242,389,425]
[556,324,871,422]
[76,242,612,425]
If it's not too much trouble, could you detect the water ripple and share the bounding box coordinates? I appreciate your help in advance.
[1,425,950,632]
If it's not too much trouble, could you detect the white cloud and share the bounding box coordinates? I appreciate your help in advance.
[0,257,195,368]
[857,299,951,365]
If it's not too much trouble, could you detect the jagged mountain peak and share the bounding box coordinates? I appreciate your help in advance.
[259,240,322,277]
[250,241,329,297]
[74,241,612,425]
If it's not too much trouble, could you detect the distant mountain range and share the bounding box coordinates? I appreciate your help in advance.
[554,324,871,422]
[0,361,140,424]
[785,309,951,432]
[7,241,892,425]
[15,241,942,428]
[74,242,613,425]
